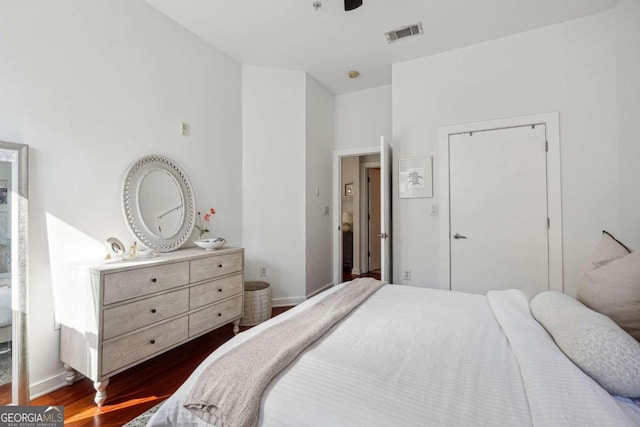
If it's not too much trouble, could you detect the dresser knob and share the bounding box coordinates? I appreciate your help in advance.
[218,288,223,292]
[217,313,222,317]
[218,264,223,268]
[151,309,156,314]
[150,278,157,283]
[150,339,156,344]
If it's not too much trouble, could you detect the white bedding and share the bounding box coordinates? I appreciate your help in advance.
[149,284,640,426]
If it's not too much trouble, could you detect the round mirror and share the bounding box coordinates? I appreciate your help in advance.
[122,155,196,252]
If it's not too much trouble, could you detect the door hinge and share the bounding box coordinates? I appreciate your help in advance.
[545,140,549,152]
[547,218,550,229]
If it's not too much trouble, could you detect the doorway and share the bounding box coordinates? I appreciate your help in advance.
[340,154,381,282]
[0,141,29,405]
[333,141,392,285]
[449,125,548,295]
[438,113,563,293]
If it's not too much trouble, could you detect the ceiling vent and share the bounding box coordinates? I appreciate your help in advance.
[385,22,423,44]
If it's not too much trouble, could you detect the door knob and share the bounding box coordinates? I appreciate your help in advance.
[453,233,468,239]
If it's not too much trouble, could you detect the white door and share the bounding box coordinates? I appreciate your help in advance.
[380,137,392,283]
[368,168,381,271]
[449,125,548,295]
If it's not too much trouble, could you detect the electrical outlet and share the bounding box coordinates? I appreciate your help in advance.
[259,265,267,277]
[402,269,411,280]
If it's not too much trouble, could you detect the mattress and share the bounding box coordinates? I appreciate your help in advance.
[149,283,640,426]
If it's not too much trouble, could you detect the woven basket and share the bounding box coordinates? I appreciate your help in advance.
[239,281,272,326]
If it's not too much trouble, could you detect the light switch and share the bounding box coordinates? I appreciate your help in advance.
[315,187,320,197]
[322,206,330,215]
[431,204,438,216]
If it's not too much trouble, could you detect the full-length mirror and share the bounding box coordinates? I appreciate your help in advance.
[0,141,28,405]
[122,155,196,252]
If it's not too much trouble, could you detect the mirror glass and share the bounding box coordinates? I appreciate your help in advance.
[139,170,183,238]
[123,155,196,252]
[0,141,28,405]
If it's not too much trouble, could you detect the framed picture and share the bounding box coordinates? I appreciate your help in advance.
[344,183,353,197]
[399,156,433,198]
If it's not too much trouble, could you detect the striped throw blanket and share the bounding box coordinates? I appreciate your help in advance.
[184,278,383,427]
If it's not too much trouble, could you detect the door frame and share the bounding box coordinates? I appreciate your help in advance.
[333,146,380,285]
[360,161,381,275]
[438,113,563,293]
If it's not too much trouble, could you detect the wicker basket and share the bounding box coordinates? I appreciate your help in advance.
[239,281,272,326]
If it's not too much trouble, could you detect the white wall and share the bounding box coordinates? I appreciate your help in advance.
[615,0,640,250]
[0,0,242,396]
[305,76,334,296]
[242,66,307,305]
[392,11,618,297]
[334,86,392,150]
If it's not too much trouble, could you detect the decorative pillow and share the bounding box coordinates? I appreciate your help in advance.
[576,231,640,341]
[580,230,631,273]
[531,291,640,397]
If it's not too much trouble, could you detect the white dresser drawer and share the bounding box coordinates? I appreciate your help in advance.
[60,247,244,406]
[190,252,243,283]
[102,316,188,376]
[103,261,190,305]
[103,289,189,340]
[189,273,243,310]
[189,295,243,337]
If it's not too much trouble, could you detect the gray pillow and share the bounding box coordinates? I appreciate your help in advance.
[576,231,640,341]
[580,230,631,273]
[531,291,640,398]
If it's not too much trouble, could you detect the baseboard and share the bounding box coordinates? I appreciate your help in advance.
[30,371,68,399]
[272,296,306,307]
[272,282,336,307]
[307,282,335,299]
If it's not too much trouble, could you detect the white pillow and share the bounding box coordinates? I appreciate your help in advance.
[531,291,640,398]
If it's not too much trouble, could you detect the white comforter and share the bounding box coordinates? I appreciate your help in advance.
[149,284,640,426]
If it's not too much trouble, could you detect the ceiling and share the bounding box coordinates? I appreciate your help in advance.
[145,0,618,95]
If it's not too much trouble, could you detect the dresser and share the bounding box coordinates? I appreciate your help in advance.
[59,247,244,406]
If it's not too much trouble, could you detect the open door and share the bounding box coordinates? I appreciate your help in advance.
[380,137,392,283]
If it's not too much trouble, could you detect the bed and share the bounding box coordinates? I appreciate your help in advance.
[148,280,640,426]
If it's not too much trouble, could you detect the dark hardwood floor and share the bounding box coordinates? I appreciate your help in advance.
[32,307,292,427]
[342,268,382,282]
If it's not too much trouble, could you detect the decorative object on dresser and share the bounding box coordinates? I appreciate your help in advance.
[105,237,126,259]
[194,237,227,251]
[58,247,244,407]
[122,155,196,252]
[195,208,216,239]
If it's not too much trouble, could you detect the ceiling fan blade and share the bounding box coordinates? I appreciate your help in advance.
[344,0,363,11]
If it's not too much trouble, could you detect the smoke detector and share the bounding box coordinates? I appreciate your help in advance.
[385,22,423,44]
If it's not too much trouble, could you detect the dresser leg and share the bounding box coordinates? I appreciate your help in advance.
[93,378,110,407]
[63,364,76,385]
[233,319,240,335]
